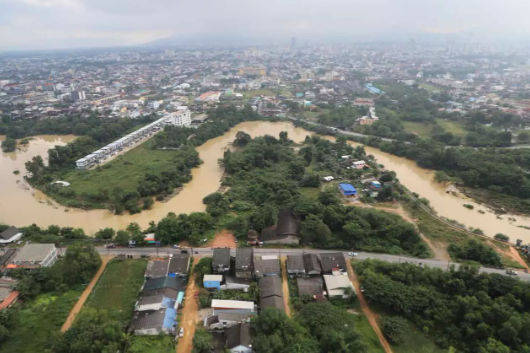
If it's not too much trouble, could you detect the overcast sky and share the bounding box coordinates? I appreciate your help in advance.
[1,0,530,51]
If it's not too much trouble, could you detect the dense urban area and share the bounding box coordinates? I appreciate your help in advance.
[1,41,530,353]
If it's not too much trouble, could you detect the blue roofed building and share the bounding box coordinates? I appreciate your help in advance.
[338,183,358,198]
[204,274,223,290]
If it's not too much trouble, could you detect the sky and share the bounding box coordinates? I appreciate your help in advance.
[1,0,530,51]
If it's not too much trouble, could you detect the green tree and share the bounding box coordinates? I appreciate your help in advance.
[192,328,212,353]
[318,189,340,206]
[300,214,331,246]
[95,227,115,240]
[434,170,451,183]
[1,137,16,152]
[517,132,530,143]
[380,316,409,344]
[115,230,131,246]
[234,131,252,146]
[479,338,510,353]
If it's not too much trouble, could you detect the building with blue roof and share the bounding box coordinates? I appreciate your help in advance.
[338,183,358,198]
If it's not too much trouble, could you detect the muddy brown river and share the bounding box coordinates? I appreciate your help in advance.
[1,122,529,242]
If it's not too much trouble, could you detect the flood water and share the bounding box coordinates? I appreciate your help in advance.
[0,122,529,242]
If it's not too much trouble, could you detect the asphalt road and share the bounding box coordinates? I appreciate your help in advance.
[95,246,530,281]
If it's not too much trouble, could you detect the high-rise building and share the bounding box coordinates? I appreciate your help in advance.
[291,36,297,49]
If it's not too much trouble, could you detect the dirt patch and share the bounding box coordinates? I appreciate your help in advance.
[489,241,530,271]
[206,229,237,248]
[61,256,109,332]
[346,261,393,353]
[176,257,200,353]
[280,257,291,317]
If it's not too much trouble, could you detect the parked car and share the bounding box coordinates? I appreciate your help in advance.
[140,254,150,259]
[179,327,184,338]
[106,244,116,249]
[506,269,518,276]
[181,249,189,254]
[348,252,358,256]
[172,244,180,249]
[194,291,199,299]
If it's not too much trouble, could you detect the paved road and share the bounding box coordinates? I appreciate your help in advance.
[288,117,530,149]
[95,247,530,281]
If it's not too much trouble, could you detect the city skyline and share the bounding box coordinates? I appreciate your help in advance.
[2,0,530,51]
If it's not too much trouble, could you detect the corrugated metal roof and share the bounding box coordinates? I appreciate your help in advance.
[212,300,254,310]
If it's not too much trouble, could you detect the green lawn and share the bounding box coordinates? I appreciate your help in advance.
[299,187,321,199]
[87,259,147,323]
[419,83,440,92]
[391,320,445,353]
[62,139,181,197]
[352,314,385,353]
[127,335,175,353]
[402,119,467,138]
[0,289,84,353]
[242,89,276,98]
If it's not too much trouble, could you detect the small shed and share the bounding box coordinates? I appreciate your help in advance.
[204,274,223,290]
[372,181,381,188]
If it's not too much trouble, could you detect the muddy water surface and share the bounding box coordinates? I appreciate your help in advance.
[1,122,529,242]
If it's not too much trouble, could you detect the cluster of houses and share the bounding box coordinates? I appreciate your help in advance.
[198,248,354,352]
[128,254,190,336]
[0,226,59,310]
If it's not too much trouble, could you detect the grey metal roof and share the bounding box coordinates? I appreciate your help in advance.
[235,248,253,271]
[319,252,347,273]
[276,210,300,236]
[297,277,324,297]
[0,227,21,240]
[168,254,190,274]
[259,276,283,299]
[0,249,17,268]
[130,309,165,330]
[12,244,55,263]
[137,294,164,306]
[218,312,254,322]
[260,296,285,312]
[142,277,186,293]
[145,260,169,278]
[226,323,253,349]
[143,287,179,300]
[254,257,280,275]
[213,248,231,269]
[303,253,322,273]
[286,255,305,272]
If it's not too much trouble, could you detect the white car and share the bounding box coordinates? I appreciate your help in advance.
[172,245,180,249]
[179,327,184,337]
[348,252,358,256]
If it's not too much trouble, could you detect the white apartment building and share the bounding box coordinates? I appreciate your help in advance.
[166,109,191,126]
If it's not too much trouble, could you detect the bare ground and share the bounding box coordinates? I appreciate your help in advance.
[176,257,200,353]
[280,257,291,317]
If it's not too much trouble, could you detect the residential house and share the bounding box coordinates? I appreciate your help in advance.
[260,210,301,245]
[0,249,17,270]
[324,271,355,298]
[246,230,259,245]
[145,260,169,278]
[129,307,177,335]
[204,312,255,330]
[212,322,253,353]
[0,227,23,244]
[142,276,187,294]
[168,254,190,278]
[213,248,231,274]
[259,276,285,313]
[135,291,177,312]
[319,252,347,274]
[211,300,256,316]
[204,274,223,290]
[221,277,251,291]
[286,255,305,277]
[303,253,322,275]
[297,277,325,298]
[235,248,253,279]
[8,244,58,268]
[254,255,280,278]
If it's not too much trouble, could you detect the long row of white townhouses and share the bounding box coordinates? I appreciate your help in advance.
[75,110,191,170]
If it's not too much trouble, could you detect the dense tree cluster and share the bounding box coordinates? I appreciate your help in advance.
[357,259,530,352]
[155,212,214,245]
[448,239,503,267]
[1,137,16,152]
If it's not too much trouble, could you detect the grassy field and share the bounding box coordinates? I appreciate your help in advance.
[128,336,175,353]
[402,119,467,138]
[391,320,445,353]
[62,139,181,197]
[419,83,441,92]
[242,89,276,98]
[352,314,385,353]
[0,289,84,353]
[299,187,320,199]
[87,259,147,323]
